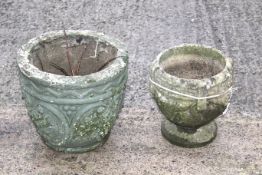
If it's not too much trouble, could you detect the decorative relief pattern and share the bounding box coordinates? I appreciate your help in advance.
[153,92,229,127]
[150,50,232,128]
[21,70,127,150]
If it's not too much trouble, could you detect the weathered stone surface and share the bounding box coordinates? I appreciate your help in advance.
[150,45,233,147]
[17,31,128,152]
[161,119,217,148]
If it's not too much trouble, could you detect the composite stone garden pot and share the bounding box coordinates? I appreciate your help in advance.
[17,30,128,153]
[150,44,233,147]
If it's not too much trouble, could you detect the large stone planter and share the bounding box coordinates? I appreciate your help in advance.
[150,44,233,147]
[17,30,128,153]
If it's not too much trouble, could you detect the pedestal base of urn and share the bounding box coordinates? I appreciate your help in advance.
[161,119,217,148]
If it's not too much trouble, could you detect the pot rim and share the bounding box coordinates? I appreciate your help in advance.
[17,30,128,88]
[152,44,233,87]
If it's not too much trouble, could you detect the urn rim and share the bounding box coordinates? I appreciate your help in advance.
[151,44,233,88]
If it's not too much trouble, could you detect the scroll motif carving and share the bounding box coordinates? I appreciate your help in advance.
[21,70,127,150]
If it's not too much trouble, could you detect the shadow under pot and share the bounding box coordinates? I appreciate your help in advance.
[150,44,233,148]
[17,30,128,153]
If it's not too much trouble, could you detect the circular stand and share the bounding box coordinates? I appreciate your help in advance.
[161,119,217,148]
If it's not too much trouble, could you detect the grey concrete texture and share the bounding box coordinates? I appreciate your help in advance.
[0,0,261,174]
[1,105,262,175]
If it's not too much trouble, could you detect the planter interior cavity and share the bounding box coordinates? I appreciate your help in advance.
[160,47,226,79]
[29,35,118,76]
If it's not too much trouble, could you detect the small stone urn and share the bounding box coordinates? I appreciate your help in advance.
[17,30,128,153]
[150,44,233,147]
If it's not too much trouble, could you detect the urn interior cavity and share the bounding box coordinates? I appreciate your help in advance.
[28,35,118,76]
[160,46,226,79]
